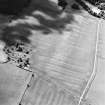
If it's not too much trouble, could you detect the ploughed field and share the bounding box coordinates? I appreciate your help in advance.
[0,4,103,105]
[20,12,101,105]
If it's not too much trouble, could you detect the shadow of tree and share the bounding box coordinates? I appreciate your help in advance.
[0,0,82,46]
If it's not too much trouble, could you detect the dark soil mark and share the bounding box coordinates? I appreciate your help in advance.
[0,0,82,46]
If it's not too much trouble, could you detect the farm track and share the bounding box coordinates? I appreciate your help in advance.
[78,18,102,105]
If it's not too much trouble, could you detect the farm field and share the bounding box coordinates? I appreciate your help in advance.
[0,2,104,105]
[0,63,32,105]
[86,19,105,105]
[86,58,105,105]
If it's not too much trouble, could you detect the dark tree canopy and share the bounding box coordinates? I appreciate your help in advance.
[58,0,68,10]
[85,0,105,5]
[0,0,31,15]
